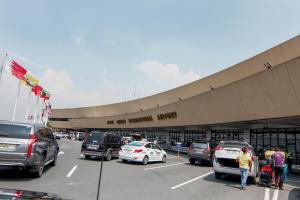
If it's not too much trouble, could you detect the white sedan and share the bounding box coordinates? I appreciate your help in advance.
[119,141,167,165]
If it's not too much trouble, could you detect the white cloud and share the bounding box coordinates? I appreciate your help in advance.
[0,59,201,120]
[137,60,200,92]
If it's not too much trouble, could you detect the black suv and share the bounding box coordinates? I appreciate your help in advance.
[81,131,122,161]
[188,141,216,165]
[0,121,59,178]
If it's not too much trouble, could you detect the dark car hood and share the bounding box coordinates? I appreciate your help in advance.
[0,188,68,200]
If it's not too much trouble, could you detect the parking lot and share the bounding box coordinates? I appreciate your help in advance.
[0,139,299,200]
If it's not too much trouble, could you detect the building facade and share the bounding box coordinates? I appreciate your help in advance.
[49,35,300,166]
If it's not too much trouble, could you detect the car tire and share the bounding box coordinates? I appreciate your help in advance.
[50,150,58,167]
[215,172,222,180]
[162,155,167,163]
[142,156,149,165]
[85,155,91,159]
[105,150,112,161]
[33,155,45,178]
[189,158,195,165]
[122,159,128,163]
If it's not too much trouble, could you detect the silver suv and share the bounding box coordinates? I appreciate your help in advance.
[0,121,59,178]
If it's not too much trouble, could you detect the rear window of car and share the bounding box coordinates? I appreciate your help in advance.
[0,124,31,139]
[220,142,254,152]
[193,143,208,148]
[128,141,144,147]
[86,132,104,144]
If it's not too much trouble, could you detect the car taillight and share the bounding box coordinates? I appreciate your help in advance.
[15,191,21,197]
[27,135,38,158]
[134,149,143,153]
[215,145,223,151]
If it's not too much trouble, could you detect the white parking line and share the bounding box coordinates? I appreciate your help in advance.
[168,156,178,159]
[171,171,214,189]
[58,151,64,156]
[144,162,188,171]
[272,189,279,200]
[66,165,78,178]
[264,188,270,200]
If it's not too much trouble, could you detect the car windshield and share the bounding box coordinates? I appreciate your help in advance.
[0,124,31,139]
[127,141,144,147]
[193,143,208,148]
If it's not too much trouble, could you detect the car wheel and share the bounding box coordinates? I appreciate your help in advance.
[215,172,222,180]
[162,155,167,163]
[50,150,58,166]
[189,158,195,165]
[142,156,149,165]
[105,150,112,161]
[33,155,45,178]
[122,159,128,163]
[85,155,91,159]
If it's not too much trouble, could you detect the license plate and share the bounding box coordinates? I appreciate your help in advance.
[0,144,16,151]
[87,145,99,150]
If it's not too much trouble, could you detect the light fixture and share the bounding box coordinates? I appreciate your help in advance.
[264,62,272,69]
[209,85,215,90]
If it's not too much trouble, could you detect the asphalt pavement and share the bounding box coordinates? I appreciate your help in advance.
[0,139,299,200]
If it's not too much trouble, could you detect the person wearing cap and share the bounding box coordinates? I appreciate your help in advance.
[236,146,252,190]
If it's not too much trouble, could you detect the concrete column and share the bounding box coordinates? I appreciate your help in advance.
[206,130,212,141]
[243,129,251,143]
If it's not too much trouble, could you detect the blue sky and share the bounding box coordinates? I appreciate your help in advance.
[0,0,300,114]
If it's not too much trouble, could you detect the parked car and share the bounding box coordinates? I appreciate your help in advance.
[119,141,167,165]
[77,132,85,141]
[0,188,63,200]
[213,141,258,183]
[0,121,59,178]
[188,141,216,165]
[81,131,122,161]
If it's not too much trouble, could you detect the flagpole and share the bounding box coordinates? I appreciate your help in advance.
[0,52,8,89]
[33,96,40,123]
[25,89,32,122]
[39,100,45,124]
[12,81,21,121]
[45,103,49,126]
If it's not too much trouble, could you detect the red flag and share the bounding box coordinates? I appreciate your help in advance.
[32,85,43,96]
[11,60,27,80]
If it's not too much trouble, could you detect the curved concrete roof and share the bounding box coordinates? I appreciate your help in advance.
[50,35,300,129]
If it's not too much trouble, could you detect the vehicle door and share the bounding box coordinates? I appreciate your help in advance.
[153,144,162,161]
[37,128,52,161]
[145,143,155,161]
[47,129,57,157]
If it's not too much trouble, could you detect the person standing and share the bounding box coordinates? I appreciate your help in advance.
[237,146,252,190]
[272,148,285,189]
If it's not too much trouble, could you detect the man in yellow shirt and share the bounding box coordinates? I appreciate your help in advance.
[236,147,252,190]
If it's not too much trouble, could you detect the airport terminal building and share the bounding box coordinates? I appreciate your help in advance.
[49,35,300,166]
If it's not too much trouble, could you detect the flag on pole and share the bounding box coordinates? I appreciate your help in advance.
[11,60,27,80]
[32,85,43,96]
[22,73,39,87]
[40,89,51,100]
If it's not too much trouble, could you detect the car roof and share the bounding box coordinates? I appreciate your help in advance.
[0,120,47,128]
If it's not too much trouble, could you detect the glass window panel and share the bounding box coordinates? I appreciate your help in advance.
[296,140,300,152]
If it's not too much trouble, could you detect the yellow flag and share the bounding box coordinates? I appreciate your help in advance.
[22,73,39,87]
